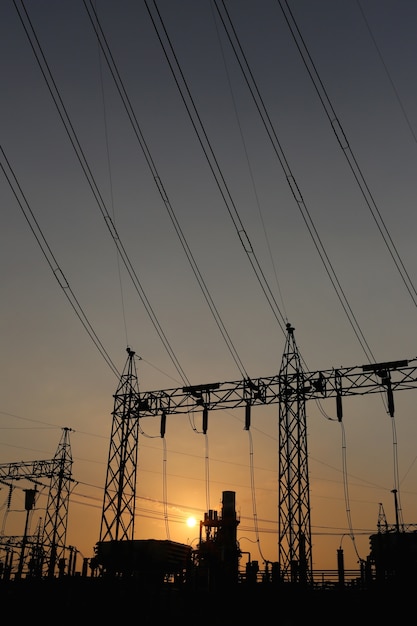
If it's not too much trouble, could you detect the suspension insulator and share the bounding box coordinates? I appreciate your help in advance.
[24,489,37,511]
[7,484,13,508]
[245,403,251,430]
[160,411,166,438]
[336,394,343,422]
[202,406,208,434]
[387,386,395,417]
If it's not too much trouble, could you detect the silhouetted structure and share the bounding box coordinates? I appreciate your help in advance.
[99,347,140,544]
[100,324,417,584]
[367,524,417,585]
[0,427,73,578]
[94,538,191,582]
[4,328,417,591]
[278,324,312,584]
[193,490,241,590]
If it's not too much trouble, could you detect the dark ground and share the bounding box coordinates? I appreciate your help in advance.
[1,577,414,624]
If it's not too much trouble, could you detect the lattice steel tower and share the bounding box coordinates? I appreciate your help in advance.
[0,428,74,578]
[99,347,140,542]
[43,426,74,577]
[278,323,312,584]
[97,328,417,582]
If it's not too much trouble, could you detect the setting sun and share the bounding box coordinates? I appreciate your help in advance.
[186,516,197,528]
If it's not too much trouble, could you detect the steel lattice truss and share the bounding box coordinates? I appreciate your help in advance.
[134,357,417,417]
[278,325,312,584]
[43,428,73,577]
[0,459,58,481]
[99,348,140,543]
[0,428,73,578]
[102,328,417,583]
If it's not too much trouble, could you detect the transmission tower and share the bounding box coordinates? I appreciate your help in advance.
[99,326,417,583]
[0,427,74,578]
[99,347,140,542]
[278,323,312,584]
[42,427,74,577]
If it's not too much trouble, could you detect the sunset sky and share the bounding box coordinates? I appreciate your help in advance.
[2,0,417,574]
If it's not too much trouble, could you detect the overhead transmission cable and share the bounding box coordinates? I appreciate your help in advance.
[204,435,211,513]
[358,5,417,480]
[340,421,362,562]
[162,437,171,540]
[213,0,375,365]
[247,428,268,563]
[214,1,397,543]
[208,3,337,424]
[83,0,249,380]
[277,0,417,309]
[146,0,383,454]
[278,0,410,510]
[390,416,404,527]
[13,0,189,386]
[209,0,289,324]
[357,2,417,163]
[145,0,287,336]
[356,4,414,522]
[212,1,384,427]
[0,144,120,379]
[95,11,130,350]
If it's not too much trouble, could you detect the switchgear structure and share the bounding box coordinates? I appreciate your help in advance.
[98,324,417,583]
[0,427,73,578]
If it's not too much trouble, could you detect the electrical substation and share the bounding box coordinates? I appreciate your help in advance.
[2,1,417,622]
[2,324,417,602]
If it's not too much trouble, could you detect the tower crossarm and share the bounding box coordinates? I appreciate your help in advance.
[136,358,417,416]
[0,459,58,481]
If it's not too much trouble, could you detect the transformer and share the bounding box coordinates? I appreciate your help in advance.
[94,539,192,584]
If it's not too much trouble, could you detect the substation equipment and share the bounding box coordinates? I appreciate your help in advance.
[95,323,417,586]
[2,324,417,584]
[0,427,74,579]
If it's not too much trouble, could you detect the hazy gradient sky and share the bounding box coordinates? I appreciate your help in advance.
[2,0,417,573]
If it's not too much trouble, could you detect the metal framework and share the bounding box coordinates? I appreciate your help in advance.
[0,427,73,578]
[99,347,140,543]
[101,325,417,582]
[278,324,312,584]
[43,427,73,577]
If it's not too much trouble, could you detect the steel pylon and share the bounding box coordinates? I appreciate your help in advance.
[43,427,74,577]
[0,428,74,578]
[99,347,140,542]
[278,323,312,584]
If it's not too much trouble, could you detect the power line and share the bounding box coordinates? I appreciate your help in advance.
[277,0,417,308]
[83,0,249,380]
[209,0,289,325]
[13,0,189,386]
[146,0,288,336]
[356,0,417,149]
[214,0,375,364]
[0,144,120,379]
